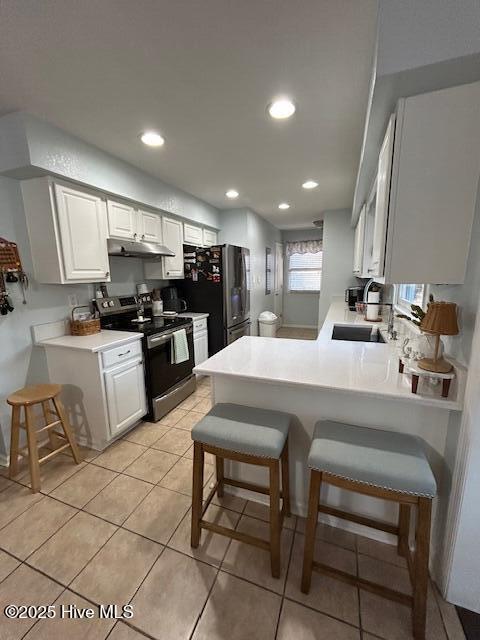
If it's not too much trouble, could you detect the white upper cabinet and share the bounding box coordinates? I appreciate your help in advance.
[107,199,137,240]
[138,209,161,244]
[353,204,366,276]
[184,222,203,246]
[370,115,395,278]
[21,178,110,284]
[203,228,218,246]
[144,216,184,280]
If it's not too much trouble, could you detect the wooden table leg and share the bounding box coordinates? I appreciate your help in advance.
[411,374,419,394]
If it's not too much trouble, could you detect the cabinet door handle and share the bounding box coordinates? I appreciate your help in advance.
[133,233,137,240]
[141,234,145,240]
[105,271,110,278]
[117,350,131,357]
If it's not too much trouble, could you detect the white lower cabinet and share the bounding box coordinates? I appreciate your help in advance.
[104,358,146,437]
[194,331,209,366]
[42,337,146,450]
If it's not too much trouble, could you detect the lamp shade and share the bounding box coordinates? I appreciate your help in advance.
[420,302,459,336]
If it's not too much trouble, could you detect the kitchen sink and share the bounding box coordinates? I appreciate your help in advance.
[331,324,386,343]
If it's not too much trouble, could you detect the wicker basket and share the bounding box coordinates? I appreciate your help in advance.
[70,305,101,336]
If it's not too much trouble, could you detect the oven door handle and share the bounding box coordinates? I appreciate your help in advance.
[147,326,193,349]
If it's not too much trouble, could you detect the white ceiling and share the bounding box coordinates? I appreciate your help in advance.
[0,0,378,229]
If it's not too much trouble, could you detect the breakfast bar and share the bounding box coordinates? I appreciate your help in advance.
[195,299,466,581]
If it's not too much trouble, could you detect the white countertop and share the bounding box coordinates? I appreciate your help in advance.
[177,312,210,320]
[38,330,143,353]
[194,298,466,410]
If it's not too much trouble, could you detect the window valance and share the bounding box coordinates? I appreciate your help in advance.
[285,239,323,257]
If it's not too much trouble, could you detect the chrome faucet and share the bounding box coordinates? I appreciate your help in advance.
[363,278,375,303]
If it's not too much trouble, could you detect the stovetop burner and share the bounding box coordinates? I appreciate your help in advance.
[101,314,190,337]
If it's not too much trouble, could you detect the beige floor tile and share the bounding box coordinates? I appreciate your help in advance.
[285,532,359,625]
[29,511,117,584]
[221,514,294,594]
[360,583,447,640]
[84,474,153,525]
[432,582,466,640]
[186,445,215,465]
[174,410,205,431]
[0,474,13,491]
[123,421,171,447]
[0,496,77,560]
[108,623,147,640]
[131,548,216,640]
[193,571,281,640]
[178,394,203,411]
[92,440,147,472]
[24,590,115,639]
[243,500,296,530]
[207,489,247,513]
[195,385,211,398]
[50,464,117,508]
[192,398,213,415]
[123,485,191,544]
[123,448,179,484]
[277,599,360,640]
[76,444,100,462]
[0,482,43,529]
[152,427,193,456]
[359,554,412,595]
[158,408,188,427]
[0,550,20,582]
[357,535,407,568]
[296,518,357,551]
[71,528,161,605]
[0,564,63,640]
[169,505,240,567]
[160,457,213,496]
[16,455,86,493]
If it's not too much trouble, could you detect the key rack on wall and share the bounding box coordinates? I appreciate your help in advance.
[0,237,28,314]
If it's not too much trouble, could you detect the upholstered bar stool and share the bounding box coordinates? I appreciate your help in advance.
[7,384,81,493]
[191,403,292,578]
[301,421,437,640]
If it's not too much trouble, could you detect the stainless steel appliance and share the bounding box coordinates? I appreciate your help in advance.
[107,238,175,259]
[179,244,250,355]
[345,286,365,311]
[95,294,196,422]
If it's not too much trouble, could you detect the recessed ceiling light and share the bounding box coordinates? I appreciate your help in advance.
[268,98,296,120]
[302,180,318,189]
[278,202,290,210]
[140,130,165,147]
[225,189,239,199]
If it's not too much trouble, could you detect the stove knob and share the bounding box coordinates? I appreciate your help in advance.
[102,301,109,308]
[109,300,115,307]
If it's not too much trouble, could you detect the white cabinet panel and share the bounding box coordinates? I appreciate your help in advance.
[54,183,110,282]
[194,331,209,366]
[162,217,184,278]
[138,209,161,243]
[184,222,203,246]
[104,359,146,437]
[203,228,218,246]
[107,199,137,240]
[353,205,366,276]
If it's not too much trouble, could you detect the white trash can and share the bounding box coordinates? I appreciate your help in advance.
[258,311,278,337]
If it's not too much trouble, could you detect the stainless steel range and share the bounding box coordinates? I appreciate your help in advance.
[95,294,196,422]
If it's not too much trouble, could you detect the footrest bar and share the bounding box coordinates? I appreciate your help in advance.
[318,504,399,536]
[200,520,270,551]
[38,443,70,464]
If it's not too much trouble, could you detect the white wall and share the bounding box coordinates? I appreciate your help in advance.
[281,228,322,328]
[219,208,281,335]
[317,210,356,328]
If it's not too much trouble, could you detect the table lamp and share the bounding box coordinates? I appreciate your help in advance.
[418,302,458,373]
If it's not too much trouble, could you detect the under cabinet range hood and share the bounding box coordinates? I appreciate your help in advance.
[107,239,175,259]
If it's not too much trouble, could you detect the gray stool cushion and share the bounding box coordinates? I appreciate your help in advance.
[192,403,291,459]
[308,421,437,497]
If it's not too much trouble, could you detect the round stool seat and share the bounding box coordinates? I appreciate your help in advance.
[7,384,62,406]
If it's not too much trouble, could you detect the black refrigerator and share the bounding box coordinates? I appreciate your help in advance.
[178,244,251,355]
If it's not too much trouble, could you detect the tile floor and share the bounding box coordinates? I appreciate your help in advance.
[276,327,318,340]
[0,375,466,640]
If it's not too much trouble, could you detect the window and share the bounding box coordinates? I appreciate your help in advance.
[395,284,427,313]
[286,241,322,292]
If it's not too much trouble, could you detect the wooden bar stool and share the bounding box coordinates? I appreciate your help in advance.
[301,421,437,640]
[191,403,292,578]
[7,384,81,492]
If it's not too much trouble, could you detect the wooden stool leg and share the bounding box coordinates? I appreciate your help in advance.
[191,442,205,548]
[9,405,21,478]
[25,405,41,493]
[398,504,411,557]
[301,470,322,593]
[269,459,282,578]
[281,439,291,518]
[216,456,224,498]
[413,497,432,640]
[42,400,59,451]
[53,397,81,464]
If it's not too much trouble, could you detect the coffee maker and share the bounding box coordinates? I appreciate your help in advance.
[161,286,187,313]
[345,286,365,311]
